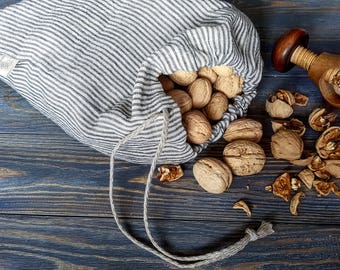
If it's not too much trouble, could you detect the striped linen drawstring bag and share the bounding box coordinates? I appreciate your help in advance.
[0,0,274,267]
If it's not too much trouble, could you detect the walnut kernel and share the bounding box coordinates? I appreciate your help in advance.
[157,165,183,182]
[272,172,291,202]
[308,108,337,132]
[315,126,340,159]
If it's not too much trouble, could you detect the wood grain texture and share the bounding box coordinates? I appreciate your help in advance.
[0,0,340,269]
[0,215,339,270]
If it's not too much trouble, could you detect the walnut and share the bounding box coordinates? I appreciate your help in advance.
[290,192,305,216]
[297,169,314,189]
[331,183,340,196]
[233,200,251,217]
[193,157,233,194]
[157,165,183,182]
[308,108,337,132]
[170,70,197,86]
[223,140,266,176]
[198,66,218,84]
[315,126,340,159]
[266,97,293,119]
[212,66,234,77]
[182,110,212,145]
[158,75,174,92]
[167,89,192,114]
[271,129,304,161]
[313,180,333,196]
[214,74,244,98]
[223,118,263,143]
[203,92,228,121]
[293,92,309,106]
[187,78,212,109]
[272,172,291,202]
[271,118,306,136]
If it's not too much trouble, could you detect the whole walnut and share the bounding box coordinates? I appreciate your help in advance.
[198,66,218,84]
[182,110,212,145]
[271,129,304,160]
[203,92,228,121]
[223,118,263,143]
[214,74,244,99]
[223,140,266,176]
[158,75,174,92]
[167,89,192,114]
[193,157,233,194]
[170,70,197,86]
[187,78,212,109]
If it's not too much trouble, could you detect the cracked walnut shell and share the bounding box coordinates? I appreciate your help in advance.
[271,129,304,161]
[193,157,233,194]
[308,108,337,132]
[223,140,266,176]
[223,118,263,143]
[290,192,305,216]
[315,126,340,159]
[271,118,306,137]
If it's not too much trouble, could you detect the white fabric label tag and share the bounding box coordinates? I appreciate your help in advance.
[0,54,19,77]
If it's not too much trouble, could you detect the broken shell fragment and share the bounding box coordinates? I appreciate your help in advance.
[293,92,309,106]
[233,200,252,217]
[290,192,305,216]
[272,172,291,202]
[271,118,306,136]
[308,108,337,132]
[157,165,184,183]
[297,169,314,189]
[313,180,333,196]
[315,126,340,159]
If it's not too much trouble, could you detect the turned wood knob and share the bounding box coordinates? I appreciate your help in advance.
[272,28,340,108]
[272,28,310,72]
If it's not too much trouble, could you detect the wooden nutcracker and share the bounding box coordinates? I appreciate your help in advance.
[272,28,340,108]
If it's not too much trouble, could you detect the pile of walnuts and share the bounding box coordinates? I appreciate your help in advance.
[266,89,340,216]
[159,66,243,145]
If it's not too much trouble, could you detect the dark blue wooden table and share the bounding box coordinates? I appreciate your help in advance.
[0,1,339,269]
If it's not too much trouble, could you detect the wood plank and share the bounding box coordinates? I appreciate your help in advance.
[0,215,339,270]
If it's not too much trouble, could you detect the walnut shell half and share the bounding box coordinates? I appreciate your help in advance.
[315,126,340,159]
[308,108,337,132]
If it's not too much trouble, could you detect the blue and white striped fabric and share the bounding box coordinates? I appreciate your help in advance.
[0,0,263,164]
